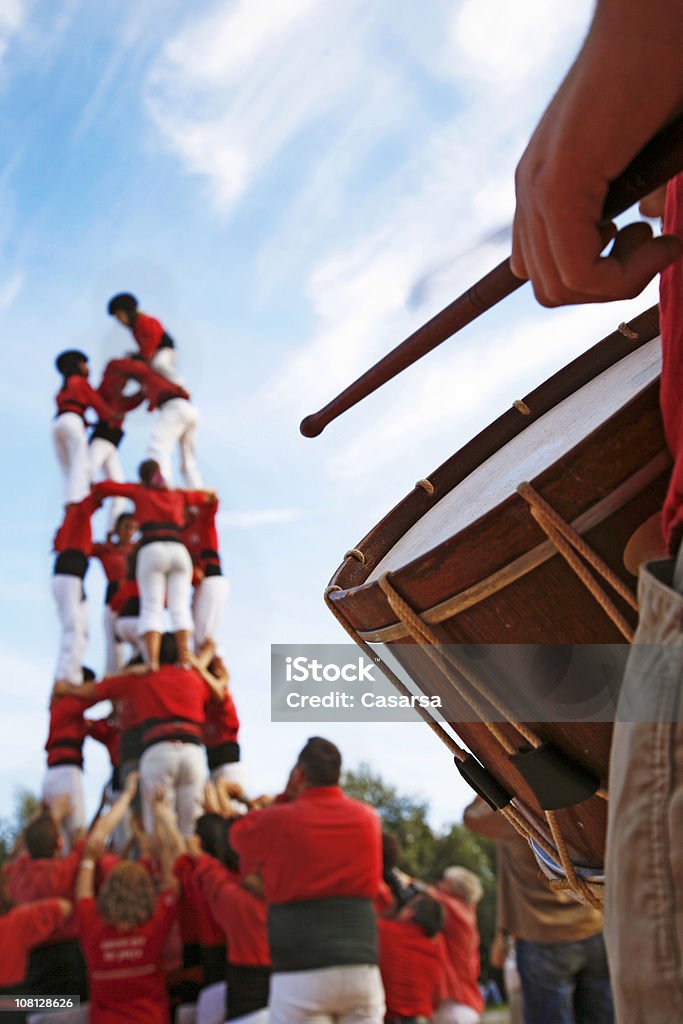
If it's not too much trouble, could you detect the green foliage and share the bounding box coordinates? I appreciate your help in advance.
[0,789,41,867]
[342,764,498,975]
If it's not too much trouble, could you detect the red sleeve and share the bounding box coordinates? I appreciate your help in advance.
[182,490,212,507]
[85,719,113,746]
[134,316,165,362]
[122,389,145,413]
[76,378,119,424]
[93,481,138,499]
[192,854,239,906]
[76,896,101,935]
[95,676,134,702]
[12,899,66,949]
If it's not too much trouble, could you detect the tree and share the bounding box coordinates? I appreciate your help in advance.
[0,789,41,866]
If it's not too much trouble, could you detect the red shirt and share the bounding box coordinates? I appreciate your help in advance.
[202,692,239,749]
[431,889,484,1013]
[230,787,382,906]
[56,375,118,424]
[3,842,85,943]
[182,500,221,570]
[378,918,445,1018]
[0,899,66,986]
[93,482,209,530]
[98,362,145,420]
[86,717,122,769]
[132,313,168,362]
[45,696,97,767]
[53,493,101,555]
[660,173,683,552]
[94,667,212,749]
[77,888,177,1024]
[193,855,269,966]
[91,541,134,584]
[173,854,228,950]
[110,578,139,615]
[105,358,189,412]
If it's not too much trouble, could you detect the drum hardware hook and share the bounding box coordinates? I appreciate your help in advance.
[513,399,531,416]
[415,478,436,496]
[618,321,640,341]
[344,548,366,565]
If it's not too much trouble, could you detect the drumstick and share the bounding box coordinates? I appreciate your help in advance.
[300,112,683,438]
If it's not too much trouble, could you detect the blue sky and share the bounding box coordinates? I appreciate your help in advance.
[0,0,662,828]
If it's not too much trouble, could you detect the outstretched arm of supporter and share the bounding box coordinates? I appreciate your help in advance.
[187,652,228,702]
[511,0,683,306]
[75,835,104,901]
[152,790,186,864]
[52,680,99,702]
[89,772,139,845]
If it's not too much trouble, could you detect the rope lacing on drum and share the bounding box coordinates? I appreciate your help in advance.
[517,482,637,642]
[324,585,469,764]
[324,575,607,909]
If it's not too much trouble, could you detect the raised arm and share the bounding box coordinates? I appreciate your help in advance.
[88,772,139,846]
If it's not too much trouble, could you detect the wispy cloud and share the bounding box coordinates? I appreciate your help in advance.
[0,0,29,67]
[218,508,303,529]
[0,270,23,310]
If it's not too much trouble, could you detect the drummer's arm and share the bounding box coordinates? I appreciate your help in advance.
[462,796,518,843]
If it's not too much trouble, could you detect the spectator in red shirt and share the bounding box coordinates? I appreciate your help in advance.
[75,828,179,1024]
[91,513,139,673]
[431,867,484,1024]
[0,874,72,1024]
[378,893,446,1023]
[107,292,179,382]
[230,736,385,1024]
[93,460,215,668]
[53,350,119,507]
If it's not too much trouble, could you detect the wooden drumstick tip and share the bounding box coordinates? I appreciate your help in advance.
[300,413,326,437]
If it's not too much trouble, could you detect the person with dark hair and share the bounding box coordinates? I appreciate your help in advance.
[52,644,223,836]
[0,875,72,1024]
[107,292,179,381]
[230,737,385,1024]
[52,350,119,507]
[52,493,102,685]
[93,462,214,669]
[109,550,142,661]
[102,357,201,488]
[378,893,446,1024]
[92,513,139,673]
[88,362,144,531]
[42,667,97,848]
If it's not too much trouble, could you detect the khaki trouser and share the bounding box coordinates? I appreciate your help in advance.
[605,554,683,1023]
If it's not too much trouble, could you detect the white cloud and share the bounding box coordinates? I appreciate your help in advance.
[0,270,22,310]
[217,508,302,529]
[0,0,28,67]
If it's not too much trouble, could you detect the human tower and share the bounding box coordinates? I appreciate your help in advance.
[46,293,242,845]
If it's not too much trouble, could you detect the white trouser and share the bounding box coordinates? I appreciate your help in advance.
[89,437,126,531]
[147,397,202,488]
[269,965,385,1024]
[433,1002,481,1024]
[210,761,247,791]
[52,574,88,684]
[42,765,85,851]
[52,413,89,505]
[193,574,229,650]
[104,604,126,673]
[140,741,207,836]
[151,347,183,384]
[137,541,193,634]
[198,982,227,1024]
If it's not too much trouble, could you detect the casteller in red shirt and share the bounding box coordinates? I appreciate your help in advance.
[659,173,683,552]
[77,887,177,1024]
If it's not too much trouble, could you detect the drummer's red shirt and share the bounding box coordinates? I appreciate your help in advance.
[378,918,445,1018]
[76,888,177,1024]
[0,899,66,986]
[430,888,484,1013]
[660,172,683,552]
[230,786,382,905]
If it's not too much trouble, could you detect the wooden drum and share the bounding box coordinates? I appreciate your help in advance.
[325,306,668,905]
